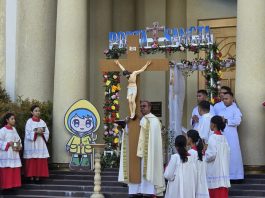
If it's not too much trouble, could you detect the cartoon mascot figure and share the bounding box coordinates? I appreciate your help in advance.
[64,99,100,170]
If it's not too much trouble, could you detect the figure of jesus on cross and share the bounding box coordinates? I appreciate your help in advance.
[114,60,151,119]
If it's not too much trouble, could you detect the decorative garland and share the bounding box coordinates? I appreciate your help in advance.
[203,44,223,104]
[101,71,121,168]
[104,43,211,59]
[103,72,121,148]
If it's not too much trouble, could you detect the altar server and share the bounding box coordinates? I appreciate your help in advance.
[206,116,230,198]
[197,101,214,144]
[187,130,209,198]
[191,90,215,130]
[23,105,50,181]
[0,113,22,189]
[164,135,197,198]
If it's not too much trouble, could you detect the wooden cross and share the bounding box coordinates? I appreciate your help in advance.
[146,22,165,43]
[100,35,168,183]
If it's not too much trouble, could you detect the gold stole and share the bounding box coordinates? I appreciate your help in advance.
[122,131,128,182]
[143,118,150,179]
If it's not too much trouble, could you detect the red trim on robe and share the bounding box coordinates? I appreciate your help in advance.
[33,133,38,141]
[24,158,49,177]
[191,146,197,151]
[32,117,40,122]
[5,142,11,151]
[209,187,228,198]
[4,125,13,130]
[214,130,222,135]
[0,167,21,189]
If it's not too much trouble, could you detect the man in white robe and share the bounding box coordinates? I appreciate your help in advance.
[218,92,244,180]
[128,100,165,197]
[214,86,237,115]
[197,101,214,144]
[191,90,215,130]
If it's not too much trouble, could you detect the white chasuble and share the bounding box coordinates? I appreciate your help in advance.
[129,113,165,196]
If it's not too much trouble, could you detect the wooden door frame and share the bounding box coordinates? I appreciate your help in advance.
[197,17,237,90]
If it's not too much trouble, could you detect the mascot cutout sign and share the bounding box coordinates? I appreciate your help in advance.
[64,99,100,170]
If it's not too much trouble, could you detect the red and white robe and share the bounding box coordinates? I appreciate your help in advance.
[205,131,231,198]
[0,126,22,189]
[23,117,50,178]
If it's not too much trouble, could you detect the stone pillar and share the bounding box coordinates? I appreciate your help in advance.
[235,0,265,165]
[53,0,89,163]
[89,0,112,137]
[0,0,5,85]
[16,0,57,101]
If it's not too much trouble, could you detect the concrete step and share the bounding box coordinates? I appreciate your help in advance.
[22,184,128,193]
[48,174,118,180]
[229,189,265,197]
[231,184,265,190]
[1,189,128,198]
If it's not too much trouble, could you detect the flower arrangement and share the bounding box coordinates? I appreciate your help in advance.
[103,72,121,149]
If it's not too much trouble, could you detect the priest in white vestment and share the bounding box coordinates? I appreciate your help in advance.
[191,90,215,130]
[218,92,244,180]
[128,100,165,196]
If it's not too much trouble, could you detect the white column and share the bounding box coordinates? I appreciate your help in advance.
[235,0,265,165]
[5,0,17,100]
[0,0,5,86]
[53,0,89,163]
[16,0,57,101]
[89,0,112,126]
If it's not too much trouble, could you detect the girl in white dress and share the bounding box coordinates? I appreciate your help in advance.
[164,135,197,198]
[23,105,50,182]
[206,116,230,198]
[187,129,209,198]
[0,113,22,189]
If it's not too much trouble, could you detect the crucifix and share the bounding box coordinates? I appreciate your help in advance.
[146,22,165,43]
[100,35,168,183]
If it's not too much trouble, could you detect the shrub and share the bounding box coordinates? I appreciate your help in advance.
[0,83,53,158]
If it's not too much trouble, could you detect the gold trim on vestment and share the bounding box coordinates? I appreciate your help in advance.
[122,131,128,181]
[143,118,150,179]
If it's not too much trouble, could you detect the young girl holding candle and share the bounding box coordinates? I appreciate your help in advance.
[0,113,22,189]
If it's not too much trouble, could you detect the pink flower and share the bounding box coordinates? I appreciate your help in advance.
[104,131,108,135]
[104,49,109,54]
[180,46,185,51]
[111,95,116,99]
